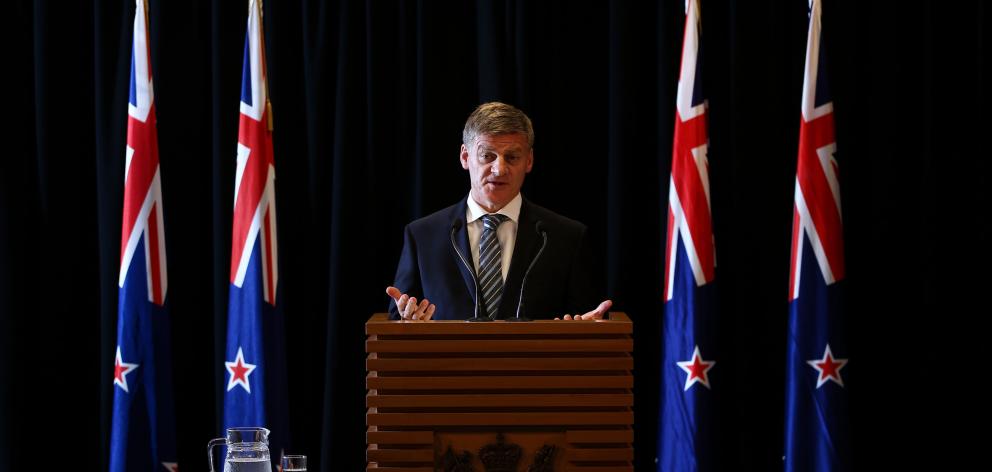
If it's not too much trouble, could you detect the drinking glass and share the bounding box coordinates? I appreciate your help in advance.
[281,454,306,471]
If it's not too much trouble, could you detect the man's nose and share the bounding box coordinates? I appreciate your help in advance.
[491,157,504,176]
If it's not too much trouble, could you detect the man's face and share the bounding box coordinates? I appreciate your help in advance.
[460,132,533,212]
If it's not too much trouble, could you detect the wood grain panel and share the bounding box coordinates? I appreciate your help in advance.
[564,466,633,472]
[367,374,633,390]
[366,313,632,336]
[565,447,634,461]
[367,409,634,426]
[367,355,633,371]
[367,338,633,353]
[366,464,432,472]
[566,429,634,444]
[365,446,433,463]
[365,428,432,444]
[367,393,633,408]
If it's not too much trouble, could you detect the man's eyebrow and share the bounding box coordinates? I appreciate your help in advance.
[476,144,525,153]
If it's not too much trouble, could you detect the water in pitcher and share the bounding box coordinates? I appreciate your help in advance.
[224,457,272,472]
[223,442,271,472]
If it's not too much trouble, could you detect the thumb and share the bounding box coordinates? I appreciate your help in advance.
[595,299,613,315]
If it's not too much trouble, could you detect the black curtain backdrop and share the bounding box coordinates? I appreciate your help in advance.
[1,0,988,470]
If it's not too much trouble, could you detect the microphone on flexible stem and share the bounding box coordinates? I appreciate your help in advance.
[508,221,548,322]
[450,220,490,322]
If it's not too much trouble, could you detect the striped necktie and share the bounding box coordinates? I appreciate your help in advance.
[478,214,509,319]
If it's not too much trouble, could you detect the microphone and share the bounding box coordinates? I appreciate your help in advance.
[508,220,548,322]
[450,220,489,322]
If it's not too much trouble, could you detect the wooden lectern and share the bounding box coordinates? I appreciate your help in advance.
[366,312,633,472]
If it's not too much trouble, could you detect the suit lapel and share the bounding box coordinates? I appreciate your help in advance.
[501,199,538,318]
[449,200,477,303]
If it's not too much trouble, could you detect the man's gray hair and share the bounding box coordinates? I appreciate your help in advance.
[462,102,535,148]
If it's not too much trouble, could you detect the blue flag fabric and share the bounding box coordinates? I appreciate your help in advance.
[658,1,718,470]
[222,0,290,465]
[784,1,850,470]
[110,1,177,470]
[223,238,290,455]
[111,241,178,472]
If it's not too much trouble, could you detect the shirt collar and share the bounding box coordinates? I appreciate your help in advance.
[466,193,522,224]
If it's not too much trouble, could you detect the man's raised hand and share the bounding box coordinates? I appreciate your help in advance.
[386,286,436,320]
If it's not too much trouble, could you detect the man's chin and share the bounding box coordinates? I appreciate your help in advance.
[476,190,514,211]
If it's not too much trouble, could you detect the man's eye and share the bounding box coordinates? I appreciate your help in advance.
[481,152,497,161]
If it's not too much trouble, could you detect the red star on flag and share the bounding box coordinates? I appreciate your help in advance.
[807,344,848,388]
[162,462,178,472]
[676,345,715,391]
[113,346,139,393]
[225,347,257,393]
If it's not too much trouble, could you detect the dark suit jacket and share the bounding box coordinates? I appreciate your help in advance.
[389,197,599,320]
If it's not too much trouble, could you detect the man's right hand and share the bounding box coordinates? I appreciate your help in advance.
[386,286,436,321]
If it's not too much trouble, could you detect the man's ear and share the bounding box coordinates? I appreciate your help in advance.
[525,148,534,173]
[460,144,470,170]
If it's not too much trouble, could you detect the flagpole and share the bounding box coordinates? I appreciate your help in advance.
[257,0,274,132]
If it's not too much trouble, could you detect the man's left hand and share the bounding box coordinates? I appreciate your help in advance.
[556,300,612,321]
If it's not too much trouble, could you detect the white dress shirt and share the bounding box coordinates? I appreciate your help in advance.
[465,193,522,281]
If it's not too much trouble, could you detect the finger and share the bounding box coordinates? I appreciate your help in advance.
[581,300,613,320]
[406,297,418,314]
[398,297,411,318]
[411,299,430,320]
[414,299,430,320]
[403,297,418,319]
[554,317,561,320]
[385,286,402,301]
[563,314,572,320]
[423,304,436,320]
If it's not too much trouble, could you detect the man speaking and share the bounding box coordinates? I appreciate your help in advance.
[387,102,611,321]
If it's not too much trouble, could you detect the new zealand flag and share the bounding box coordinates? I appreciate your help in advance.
[658,1,718,470]
[784,1,850,470]
[109,0,178,470]
[222,0,290,464]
